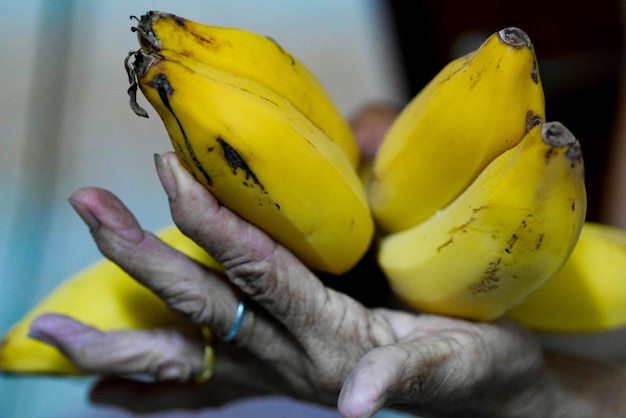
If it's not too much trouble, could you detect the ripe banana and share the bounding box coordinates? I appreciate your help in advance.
[126,43,374,275]
[507,222,626,333]
[367,27,546,233]
[0,225,218,375]
[129,11,360,168]
[378,121,586,321]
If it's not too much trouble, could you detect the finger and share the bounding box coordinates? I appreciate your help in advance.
[29,313,205,382]
[338,319,542,417]
[90,345,284,412]
[349,103,400,162]
[69,187,272,344]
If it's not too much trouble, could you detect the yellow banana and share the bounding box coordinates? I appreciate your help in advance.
[378,122,586,321]
[127,46,374,275]
[367,27,546,233]
[129,11,360,168]
[0,225,218,375]
[507,222,626,333]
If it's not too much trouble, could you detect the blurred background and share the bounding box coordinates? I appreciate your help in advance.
[0,0,624,416]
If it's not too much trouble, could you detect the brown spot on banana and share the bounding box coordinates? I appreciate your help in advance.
[535,233,544,249]
[148,72,213,187]
[448,216,476,234]
[186,31,219,52]
[526,111,543,133]
[468,68,485,90]
[439,210,485,252]
[469,258,502,295]
[504,219,530,254]
[441,208,489,249]
[504,234,518,254]
[472,205,488,214]
[437,237,454,252]
[216,138,265,192]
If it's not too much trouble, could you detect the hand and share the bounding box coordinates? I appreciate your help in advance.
[29,160,543,418]
[28,105,625,418]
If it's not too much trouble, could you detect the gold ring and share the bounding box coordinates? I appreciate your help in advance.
[195,327,215,383]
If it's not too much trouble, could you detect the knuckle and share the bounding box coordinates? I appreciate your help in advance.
[227,254,279,299]
[160,280,214,325]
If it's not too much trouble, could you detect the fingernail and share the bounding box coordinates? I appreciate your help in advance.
[154,153,178,201]
[28,326,59,349]
[69,198,100,232]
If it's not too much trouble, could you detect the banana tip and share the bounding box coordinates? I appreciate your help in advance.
[541,121,582,161]
[498,27,532,49]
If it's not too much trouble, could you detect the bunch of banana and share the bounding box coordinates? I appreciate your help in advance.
[377,120,587,321]
[366,27,591,322]
[0,226,218,374]
[125,11,373,275]
[506,222,626,333]
[366,27,546,233]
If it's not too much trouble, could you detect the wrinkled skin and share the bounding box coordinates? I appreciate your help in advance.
[30,105,626,418]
